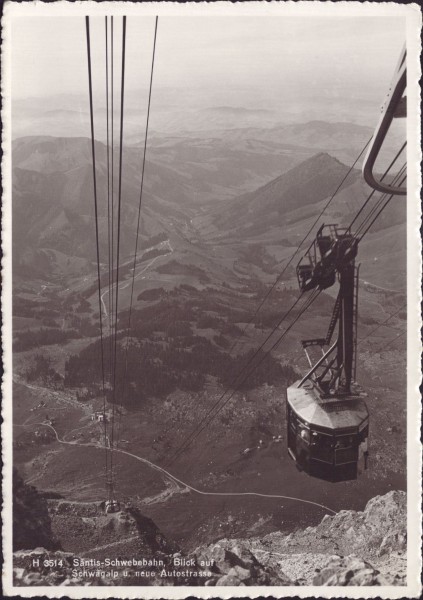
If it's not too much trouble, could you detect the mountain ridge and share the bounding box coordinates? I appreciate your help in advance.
[210,152,360,237]
[12,136,406,293]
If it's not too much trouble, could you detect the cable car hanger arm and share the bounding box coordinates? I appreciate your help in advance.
[362,46,407,196]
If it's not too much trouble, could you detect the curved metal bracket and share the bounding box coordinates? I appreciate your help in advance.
[362,46,407,196]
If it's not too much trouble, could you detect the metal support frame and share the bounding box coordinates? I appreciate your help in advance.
[337,264,355,393]
[299,340,338,387]
[352,265,360,381]
[296,225,360,396]
[362,46,407,196]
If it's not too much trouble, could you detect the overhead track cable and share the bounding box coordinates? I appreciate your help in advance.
[110,15,127,473]
[105,16,114,399]
[358,171,407,241]
[110,16,115,390]
[352,163,407,240]
[347,142,406,234]
[85,15,109,481]
[117,16,159,446]
[358,304,406,346]
[378,330,406,352]
[334,156,407,279]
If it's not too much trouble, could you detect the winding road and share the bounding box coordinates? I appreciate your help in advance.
[25,421,336,516]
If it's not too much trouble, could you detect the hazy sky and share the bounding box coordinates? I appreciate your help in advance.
[12,15,406,101]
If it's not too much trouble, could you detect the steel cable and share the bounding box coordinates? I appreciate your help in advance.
[358,304,406,346]
[85,15,109,489]
[110,15,127,478]
[117,17,158,447]
[104,17,112,466]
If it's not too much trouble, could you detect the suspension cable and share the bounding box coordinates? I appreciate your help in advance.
[117,17,158,446]
[105,17,114,394]
[110,15,127,476]
[103,16,111,471]
[358,304,406,346]
[347,142,406,234]
[377,330,406,352]
[110,16,115,402]
[85,15,109,488]
[330,158,407,276]
[358,171,407,241]
[356,162,406,234]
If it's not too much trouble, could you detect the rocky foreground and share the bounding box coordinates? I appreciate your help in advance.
[13,468,406,587]
[197,489,407,586]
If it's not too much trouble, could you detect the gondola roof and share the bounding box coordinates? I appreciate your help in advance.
[287,381,368,431]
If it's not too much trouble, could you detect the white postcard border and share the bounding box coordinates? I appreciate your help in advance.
[2,2,422,598]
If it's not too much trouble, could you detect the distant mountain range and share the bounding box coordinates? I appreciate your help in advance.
[12,134,406,292]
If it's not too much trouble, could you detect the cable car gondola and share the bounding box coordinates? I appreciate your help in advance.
[286,44,407,483]
[286,225,369,482]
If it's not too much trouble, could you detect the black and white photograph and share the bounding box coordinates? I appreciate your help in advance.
[1,2,422,597]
